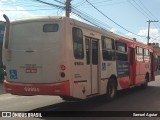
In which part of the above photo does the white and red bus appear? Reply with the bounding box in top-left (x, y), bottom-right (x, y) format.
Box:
top-left (3, 15), bottom-right (155, 100)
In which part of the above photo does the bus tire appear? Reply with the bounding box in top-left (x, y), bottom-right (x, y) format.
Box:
top-left (106, 78), bottom-right (117, 101)
top-left (60, 96), bottom-right (73, 101)
top-left (141, 73), bottom-right (149, 89)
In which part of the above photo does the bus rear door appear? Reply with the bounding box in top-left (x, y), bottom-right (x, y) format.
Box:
top-left (129, 47), bottom-right (136, 85)
top-left (85, 37), bottom-right (99, 95)
top-left (150, 52), bottom-right (155, 81)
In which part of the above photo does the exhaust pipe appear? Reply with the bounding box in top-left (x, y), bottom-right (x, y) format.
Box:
top-left (3, 14), bottom-right (10, 24)
top-left (3, 14), bottom-right (10, 49)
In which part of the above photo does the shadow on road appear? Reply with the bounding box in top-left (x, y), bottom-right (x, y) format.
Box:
top-left (30, 85), bottom-right (160, 112)
top-left (30, 86), bottom-right (160, 120)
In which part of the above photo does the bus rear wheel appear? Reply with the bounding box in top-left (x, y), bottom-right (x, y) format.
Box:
top-left (106, 78), bottom-right (117, 101)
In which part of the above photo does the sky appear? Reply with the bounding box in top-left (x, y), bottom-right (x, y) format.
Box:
top-left (0, 0), bottom-right (160, 44)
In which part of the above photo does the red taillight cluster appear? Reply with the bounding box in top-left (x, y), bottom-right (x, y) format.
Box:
top-left (60, 65), bottom-right (66, 71)
top-left (60, 65), bottom-right (66, 78)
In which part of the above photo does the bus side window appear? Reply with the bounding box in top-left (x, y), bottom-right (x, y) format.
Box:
top-left (72, 27), bottom-right (84, 59)
top-left (102, 36), bottom-right (115, 61)
top-left (92, 40), bottom-right (98, 65)
top-left (85, 39), bottom-right (90, 65)
top-left (136, 47), bottom-right (143, 61)
top-left (144, 48), bottom-right (149, 61)
top-left (115, 41), bottom-right (128, 61)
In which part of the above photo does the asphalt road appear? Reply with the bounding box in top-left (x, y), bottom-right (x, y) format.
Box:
top-left (0, 75), bottom-right (160, 120)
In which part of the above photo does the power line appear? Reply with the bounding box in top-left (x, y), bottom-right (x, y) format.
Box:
top-left (74, 0), bottom-right (86, 7)
top-left (75, 0), bottom-right (127, 8)
top-left (138, 0), bottom-right (159, 22)
top-left (85, 0), bottom-right (146, 38)
top-left (133, 0), bottom-right (154, 19)
top-left (0, 9), bottom-right (58, 11)
top-left (150, 37), bottom-right (160, 43)
top-left (133, 0), bottom-right (160, 29)
top-left (0, 0), bottom-right (65, 12)
top-left (71, 7), bottom-right (112, 30)
top-left (78, 0), bottom-right (112, 5)
top-left (128, 0), bottom-right (160, 30)
top-left (52, 0), bottom-right (65, 5)
top-left (71, 6), bottom-right (137, 39)
top-left (88, 0), bottom-right (112, 4)
top-left (0, 1), bottom-right (62, 9)
top-left (138, 0), bottom-right (160, 29)
top-left (128, 0), bottom-right (150, 20)
top-left (33, 0), bottom-right (65, 9)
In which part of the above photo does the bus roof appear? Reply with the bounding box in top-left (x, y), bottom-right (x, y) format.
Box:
top-left (10, 16), bottom-right (153, 51)
top-left (11, 16), bottom-right (65, 24)
top-left (120, 36), bottom-right (153, 50)
top-left (11, 16), bottom-right (120, 39)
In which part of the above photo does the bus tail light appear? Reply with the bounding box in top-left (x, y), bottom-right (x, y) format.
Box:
top-left (60, 65), bottom-right (66, 71)
top-left (60, 72), bottom-right (65, 78)
top-left (60, 65), bottom-right (66, 78)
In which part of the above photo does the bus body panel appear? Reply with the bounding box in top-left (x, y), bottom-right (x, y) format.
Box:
top-left (3, 20), bottom-right (66, 84)
top-left (3, 16), bottom-right (156, 100)
top-left (3, 17), bottom-right (73, 97)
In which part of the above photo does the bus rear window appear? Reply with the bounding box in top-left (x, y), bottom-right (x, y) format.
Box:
top-left (43, 24), bottom-right (59, 32)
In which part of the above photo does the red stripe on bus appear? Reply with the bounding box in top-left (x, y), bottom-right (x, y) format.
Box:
top-left (3, 80), bottom-right (70, 96)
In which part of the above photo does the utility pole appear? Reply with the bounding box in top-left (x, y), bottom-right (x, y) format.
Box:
top-left (65, 0), bottom-right (71, 17)
top-left (147, 20), bottom-right (159, 44)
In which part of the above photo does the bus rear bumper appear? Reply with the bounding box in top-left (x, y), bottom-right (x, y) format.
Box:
top-left (3, 80), bottom-right (70, 96)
